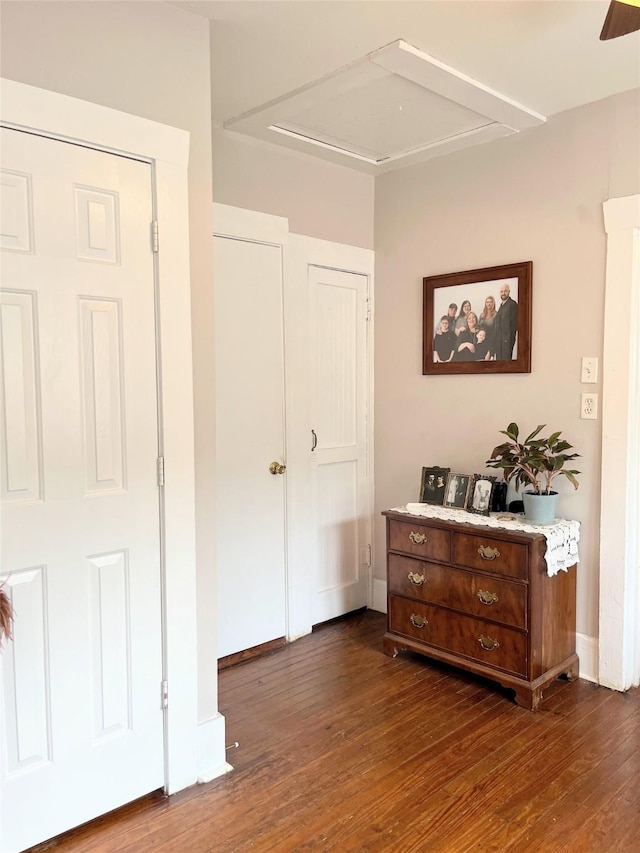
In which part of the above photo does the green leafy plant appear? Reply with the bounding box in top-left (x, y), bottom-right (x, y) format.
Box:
top-left (486, 423), bottom-right (580, 495)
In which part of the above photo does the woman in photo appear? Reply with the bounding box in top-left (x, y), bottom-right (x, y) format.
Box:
top-left (454, 300), bottom-right (472, 336)
top-left (454, 312), bottom-right (479, 361)
top-left (479, 295), bottom-right (497, 344)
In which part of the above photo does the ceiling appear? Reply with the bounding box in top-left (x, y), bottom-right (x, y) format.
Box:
top-left (171, 1), bottom-right (640, 172)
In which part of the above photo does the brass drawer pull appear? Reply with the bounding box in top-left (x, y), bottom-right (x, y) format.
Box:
top-left (477, 589), bottom-right (499, 606)
top-left (478, 546), bottom-right (500, 561)
top-left (408, 572), bottom-right (426, 586)
top-left (409, 532), bottom-right (428, 545)
top-left (410, 614), bottom-right (428, 628)
top-left (478, 635), bottom-right (500, 652)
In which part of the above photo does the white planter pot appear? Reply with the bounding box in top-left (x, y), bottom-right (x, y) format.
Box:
top-left (522, 491), bottom-right (558, 525)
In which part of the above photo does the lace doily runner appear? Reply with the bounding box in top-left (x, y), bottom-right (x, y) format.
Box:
top-left (391, 503), bottom-right (580, 578)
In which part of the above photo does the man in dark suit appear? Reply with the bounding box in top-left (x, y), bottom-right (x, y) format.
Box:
top-left (493, 282), bottom-right (518, 360)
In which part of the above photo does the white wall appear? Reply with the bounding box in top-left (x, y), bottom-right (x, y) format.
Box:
top-left (0, 1), bottom-right (376, 736)
top-left (0, 0), bottom-right (219, 723)
top-left (5, 1), bottom-right (635, 684)
top-left (212, 126), bottom-right (375, 249)
top-left (374, 89), bottom-right (640, 641)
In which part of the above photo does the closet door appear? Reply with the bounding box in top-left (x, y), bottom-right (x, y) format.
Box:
top-left (213, 210), bottom-right (287, 659)
top-left (309, 265), bottom-right (370, 625)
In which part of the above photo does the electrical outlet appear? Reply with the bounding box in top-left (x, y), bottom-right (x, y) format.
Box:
top-left (581, 392), bottom-right (598, 420)
top-left (581, 357), bottom-right (598, 383)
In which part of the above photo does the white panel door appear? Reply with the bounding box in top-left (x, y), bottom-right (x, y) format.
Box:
top-left (0, 128), bottom-right (163, 853)
top-left (310, 266), bottom-right (370, 624)
top-left (213, 235), bottom-right (287, 658)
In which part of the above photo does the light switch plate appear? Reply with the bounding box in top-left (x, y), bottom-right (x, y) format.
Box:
top-left (581, 357), bottom-right (598, 383)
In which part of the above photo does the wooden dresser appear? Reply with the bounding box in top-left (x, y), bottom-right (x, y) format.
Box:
top-left (382, 510), bottom-right (578, 709)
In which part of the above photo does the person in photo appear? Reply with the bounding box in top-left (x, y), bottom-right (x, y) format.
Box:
top-left (433, 315), bottom-right (456, 362)
top-left (474, 328), bottom-right (492, 360)
top-left (493, 282), bottom-right (518, 360)
top-left (446, 303), bottom-right (458, 330)
top-left (454, 300), bottom-right (472, 336)
top-left (479, 295), bottom-right (498, 351)
top-left (454, 312), bottom-right (479, 361)
top-left (423, 473), bottom-right (436, 499)
top-left (454, 477), bottom-right (469, 506)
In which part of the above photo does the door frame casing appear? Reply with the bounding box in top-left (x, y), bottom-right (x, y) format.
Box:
top-left (599, 193), bottom-right (640, 690)
top-left (0, 78), bottom-right (215, 794)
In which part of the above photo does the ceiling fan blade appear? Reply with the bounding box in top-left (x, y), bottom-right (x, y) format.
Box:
top-left (600, 0), bottom-right (640, 40)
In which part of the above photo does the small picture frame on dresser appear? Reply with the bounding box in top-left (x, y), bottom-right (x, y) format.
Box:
top-left (467, 474), bottom-right (497, 516)
top-left (419, 466), bottom-right (450, 505)
top-left (443, 473), bottom-right (471, 509)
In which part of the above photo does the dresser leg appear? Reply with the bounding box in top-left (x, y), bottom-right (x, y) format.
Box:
top-left (513, 684), bottom-right (543, 711)
top-left (383, 635), bottom-right (401, 657)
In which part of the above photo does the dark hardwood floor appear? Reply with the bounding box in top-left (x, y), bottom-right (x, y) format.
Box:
top-left (35, 611), bottom-right (640, 852)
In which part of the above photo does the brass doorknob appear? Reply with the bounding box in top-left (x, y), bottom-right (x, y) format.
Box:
top-left (269, 461), bottom-right (286, 475)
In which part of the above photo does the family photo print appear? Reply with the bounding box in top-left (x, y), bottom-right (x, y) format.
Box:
top-left (423, 261), bottom-right (532, 375)
top-left (419, 466), bottom-right (450, 504)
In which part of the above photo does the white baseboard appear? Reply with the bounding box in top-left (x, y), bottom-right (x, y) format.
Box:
top-left (371, 578), bottom-right (387, 614)
top-left (369, 578), bottom-right (599, 684)
top-left (197, 713), bottom-right (233, 783)
top-left (575, 632), bottom-right (599, 683)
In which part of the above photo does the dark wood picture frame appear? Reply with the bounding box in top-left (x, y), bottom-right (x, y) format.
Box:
top-left (423, 261), bottom-right (532, 375)
top-left (466, 474), bottom-right (497, 516)
top-left (443, 473), bottom-right (471, 509)
top-left (419, 466), bottom-right (450, 505)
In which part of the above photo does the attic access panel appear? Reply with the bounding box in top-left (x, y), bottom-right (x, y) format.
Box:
top-left (225, 40), bottom-right (546, 174)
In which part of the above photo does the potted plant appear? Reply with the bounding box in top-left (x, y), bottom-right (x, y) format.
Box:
top-left (486, 422), bottom-right (580, 524)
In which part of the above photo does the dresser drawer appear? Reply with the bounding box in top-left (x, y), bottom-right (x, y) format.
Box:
top-left (452, 531), bottom-right (528, 580)
top-left (388, 595), bottom-right (528, 677)
top-left (388, 554), bottom-right (527, 630)
top-left (388, 519), bottom-right (450, 562)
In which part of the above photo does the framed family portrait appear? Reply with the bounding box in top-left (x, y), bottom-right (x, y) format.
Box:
top-left (443, 473), bottom-right (471, 509)
top-left (467, 474), bottom-right (497, 516)
top-left (419, 466), bottom-right (450, 505)
top-left (423, 261), bottom-right (532, 376)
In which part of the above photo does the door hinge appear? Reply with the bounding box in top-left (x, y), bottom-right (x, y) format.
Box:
top-left (363, 544), bottom-right (372, 567)
top-left (161, 679), bottom-right (168, 710)
top-left (152, 220), bottom-right (159, 253)
top-left (157, 456), bottom-right (165, 487)
top-left (366, 297), bottom-right (372, 321)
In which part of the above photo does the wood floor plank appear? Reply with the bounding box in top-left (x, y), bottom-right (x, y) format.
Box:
top-left (31, 612), bottom-right (640, 853)
top-left (250, 693), bottom-right (508, 852)
top-left (204, 685), bottom-right (498, 852)
top-left (493, 698), bottom-right (640, 825)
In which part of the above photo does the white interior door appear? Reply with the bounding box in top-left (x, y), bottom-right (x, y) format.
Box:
top-left (213, 231), bottom-right (287, 659)
top-left (310, 265), bottom-right (370, 625)
top-left (0, 128), bottom-right (163, 852)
